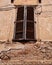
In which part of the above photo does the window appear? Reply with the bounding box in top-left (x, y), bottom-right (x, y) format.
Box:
top-left (13, 6), bottom-right (36, 41)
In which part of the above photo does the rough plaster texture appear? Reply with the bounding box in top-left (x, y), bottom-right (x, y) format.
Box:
top-left (0, 42), bottom-right (52, 65)
top-left (0, 0), bottom-right (52, 41)
top-left (0, 9), bottom-right (17, 41)
top-left (41, 0), bottom-right (52, 4)
top-left (0, 0), bottom-right (11, 7)
top-left (35, 0), bottom-right (52, 41)
top-left (38, 17), bottom-right (52, 41)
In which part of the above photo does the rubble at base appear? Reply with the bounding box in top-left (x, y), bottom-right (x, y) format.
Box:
top-left (0, 41), bottom-right (52, 65)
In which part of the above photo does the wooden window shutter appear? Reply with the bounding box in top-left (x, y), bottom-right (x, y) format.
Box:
top-left (13, 6), bottom-right (36, 41)
top-left (14, 7), bottom-right (24, 40)
top-left (26, 7), bottom-right (34, 40)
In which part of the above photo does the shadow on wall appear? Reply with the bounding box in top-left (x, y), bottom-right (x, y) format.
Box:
top-left (11, 0), bottom-right (14, 3)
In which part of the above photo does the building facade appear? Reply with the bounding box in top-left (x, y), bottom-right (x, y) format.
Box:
top-left (0, 0), bottom-right (52, 42)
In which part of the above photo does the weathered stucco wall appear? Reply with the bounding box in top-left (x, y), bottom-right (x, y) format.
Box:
top-left (0, 0), bottom-right (17, 41)
top-left (0, 9), bottom-right (16, 41)
top-left (0, 0), bottom-right (11, 7)
top-left (36, 0), bottom-right (52, 41)
top-left (41, 0), bottom-right (52, 4)
top-left (0, 0), bottom-right (52, 41)
top-left (0, 1), bottom-right (52, 65)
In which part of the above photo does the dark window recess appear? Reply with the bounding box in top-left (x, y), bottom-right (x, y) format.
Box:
top-left (11, 0), bottom-right (14, 3)
top-left (13, 6), bottom-right (36, 41)
top-left (27, 7), bottom-right (34, 20)
top-left (39, 0), bottom-right (41, 3)
top-left (17, 7), bottom-right (24, 20)
top-left (14, 7), bottom-right (24, 40)
top-left (27, 7), bottom-right (34, 40)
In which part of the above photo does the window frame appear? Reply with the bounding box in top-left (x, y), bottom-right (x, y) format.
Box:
top-left (13, 6), bottom-right (36, 41)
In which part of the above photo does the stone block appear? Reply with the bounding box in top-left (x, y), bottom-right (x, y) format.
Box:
top-left (14, 0), bottom-right (39, 5)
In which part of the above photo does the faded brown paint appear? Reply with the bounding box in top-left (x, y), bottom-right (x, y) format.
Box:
top-left (0, 0), bottom-right (52, 41)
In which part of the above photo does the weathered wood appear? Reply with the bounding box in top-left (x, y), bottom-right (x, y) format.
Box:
top-left (23, 6), bottom-right (27, 40)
